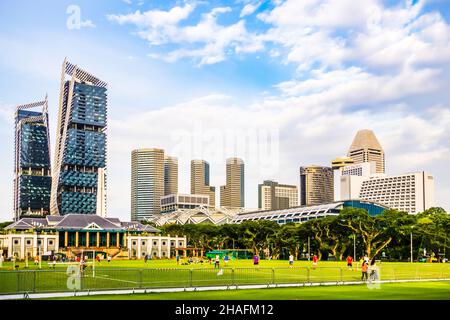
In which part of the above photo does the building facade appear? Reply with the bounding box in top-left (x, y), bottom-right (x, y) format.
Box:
top-left (0, 215), bottom-right (187, 260)
top-left (160, 193), bottom-right (210, 214)
top-left (299, 165), bottom-right (334, 206)
top-left (220, 157), bottom-right (245, 208)
top-left (348, 129), bottom-right (385, 174)
top-left (258, 180), bottom-right (298, 210)
top-left (190, 160), bottom-right (216, 207)
top-left (164, 156), bottom-right (178, 196)
top-left (233, 200), bottom-right (387, 225)
top-left (357, 172), bottom-right (435, 214)
top-left (131, 148), bottom-right (165, 221)
top-left (50, 59), bottom-right (108, 216)
top-left (13, 97), bottom-right (52, 221)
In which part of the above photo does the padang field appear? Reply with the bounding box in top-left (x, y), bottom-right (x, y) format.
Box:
top-left (1, 259), bottom-right (450, 297)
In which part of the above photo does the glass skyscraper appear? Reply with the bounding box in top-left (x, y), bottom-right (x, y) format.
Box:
top-left (50, 59), bottom-right (108, 216)
top-left (14, 97), bottom-right (52, 221)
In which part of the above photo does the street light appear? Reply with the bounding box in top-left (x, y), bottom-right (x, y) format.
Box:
top-left (410, 226), bottom-right (415, 263)
top-left (307, 236), bottom-right (310, 261)
top-left (353, 234), bottom-right (356, 262)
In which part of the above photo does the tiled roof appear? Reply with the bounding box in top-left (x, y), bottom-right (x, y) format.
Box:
top-left (5, 214), bottom-right (160, 233)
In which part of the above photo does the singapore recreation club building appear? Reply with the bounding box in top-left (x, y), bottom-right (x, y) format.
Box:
top-left (0, 214), bottom-right (186, 260)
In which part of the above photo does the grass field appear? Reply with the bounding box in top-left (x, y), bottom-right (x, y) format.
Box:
top-left (1, 259), bottom-right (450, 296)
top-left (48, 281), bottom-right (450, 300)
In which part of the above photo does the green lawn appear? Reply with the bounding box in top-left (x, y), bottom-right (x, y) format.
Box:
top-left (1, 259), bottom-right (450, 295)
top-left (49, 281), bottom-right (450, 300)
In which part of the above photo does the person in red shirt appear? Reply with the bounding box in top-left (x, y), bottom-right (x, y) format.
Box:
top-left (346, 255), bottom-right (353, 270)
top-left (312, 255), bottom-right (318, 269)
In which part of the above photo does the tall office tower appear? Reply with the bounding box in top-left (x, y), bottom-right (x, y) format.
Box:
top-left (258, 180), bottom-right (298, 211)
top-left (348, 129), bottom-right (385, 174)
top-left (13, 97), bottom-right (52, 221)
top-left (220, 158), bottom-right (245, 208)
top-left (191, 160), bottom-right (216, 207)
top-left (131, 148), bottom-right (165, 221)
top-left (164, 156), bottom-right (178, 196)
top-left (299, 165), bottom-right (334, 206)
top-left (50, 59), bottom-right (108, 216)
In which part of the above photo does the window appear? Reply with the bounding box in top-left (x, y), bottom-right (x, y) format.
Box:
top-left (132, 241), bottom-right (136, 246)
top-left (14, 240), bottom-right (19, 245)
top-left (162, 242), bottom-right (166, 246)
top-left (26, 240), bottom-right (31, 245)
top-left (141, 241), bottom-right (146, 246)
top-left (179, 242), bottom-right (183, 247)
top-left (153, 241), bottom-right (157, 245)
top-left (49, 240), bottom-right (53, 245)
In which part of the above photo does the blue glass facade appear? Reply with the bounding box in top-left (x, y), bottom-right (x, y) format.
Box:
top-left (56, 81), bottom-right (107, 215)
top-left (343, 200), bottom-right (386, 216)
top-left (14, 107), bottom-right (51, 219)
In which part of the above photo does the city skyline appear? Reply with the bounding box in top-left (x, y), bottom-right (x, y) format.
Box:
top-left (1, 0), bottom-right (450, 222)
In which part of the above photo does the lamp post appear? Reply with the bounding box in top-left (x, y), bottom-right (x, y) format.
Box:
top-left (307, 236), bottom-right (310, 261)
top-left (410, 226), bottom-right (415, 263)
top-left (353, 234), bottom-right (356, 262)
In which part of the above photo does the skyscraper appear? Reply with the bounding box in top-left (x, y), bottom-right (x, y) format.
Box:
top-left (191, 160), bottom-right (216, 207)
top-left (50, 59), bottom-right (108, 216)
top-left (220, 157), bottom-right (245, 208)
top-left (258, 180), bottom-right (298, 211)
top-left (164, 156), bottom-right (178, 196)
top-left (299, 165), bottom-right (334, 205)
top-left (348, 129), bottom-right (385, 174)
top-left (131, 148), bottom-right (165, 221)
top-left (13, 97), bottom-right (52, 221)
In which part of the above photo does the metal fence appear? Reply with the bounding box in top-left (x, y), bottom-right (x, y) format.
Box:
top-left (1, 265), bottom-right (450, 295)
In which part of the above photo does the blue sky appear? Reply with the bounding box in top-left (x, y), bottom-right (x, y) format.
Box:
top-left (1, 0), bottom-right (450, 222)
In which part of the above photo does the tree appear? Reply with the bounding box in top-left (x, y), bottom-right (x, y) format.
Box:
top-left (338, 208), bottom-right (413, 259)
top-left (276, 223), bottom-right (300, 258)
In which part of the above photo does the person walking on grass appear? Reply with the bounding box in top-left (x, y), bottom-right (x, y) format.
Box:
top-left (361, 259), bottom-right (368, 282)
top-left (144, 254), bottom-right (149, 264)
top-left (224, 254), bottom-right (229, 267)
top-left (289, 254), bottom-right (294, 267)
top-left (346, 255), bottom-right (353, 270)
top-left (312, 254), bottom-right (318, 269)
top-left (253, 254), bottom-right (259, 266)
top-left (176, 254), bottom-right (180, 265)
top-left (107, 255), bottom-right (111, 263)
top-left (214, 255), bottom-right (220, 269)
top-left (369, 258), bottom-right (379, 282)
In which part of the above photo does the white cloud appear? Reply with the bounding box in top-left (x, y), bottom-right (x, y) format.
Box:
top-left (240, 2), bottom-right (261, 18)
top-left (108, 4), bottom-right (264, 65)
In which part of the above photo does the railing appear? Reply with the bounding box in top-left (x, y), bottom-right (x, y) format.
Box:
top-left (1, 265), bottom-right (450, 295)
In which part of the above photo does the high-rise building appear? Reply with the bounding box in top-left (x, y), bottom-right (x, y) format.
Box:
top-left (131, 148), bottom-right (165, 221)
top-left (331, 156), bottom-right (354, 170)
top-left (258, 180), bottom-right (298, 211)
top-left (13, 97), bottom-right (52, 221)
top-left (299, 165), bottom-right (334, 205)
top-left (160, 193), bottom-right (210, 214)
top-left (50, 59), bottom-right (108, 216)
top-left (220, 157), bottom-right (245, 208)
top-left (341, 171), bottom-right (435, 214)
top-left (164, 156), bottom-right (178, 196)
top-left (348, 129), bottom-right (385, 174)
top-left (191, 160), bottom-right (216, 207)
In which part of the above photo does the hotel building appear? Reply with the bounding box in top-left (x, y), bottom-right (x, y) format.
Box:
top-left (299, 165), bottom-right (334, 205)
